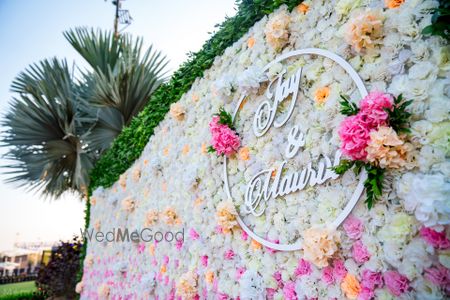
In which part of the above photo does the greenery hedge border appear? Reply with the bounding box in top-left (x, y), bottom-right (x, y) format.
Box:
top-left (78, 0), bottom-right (448, 284)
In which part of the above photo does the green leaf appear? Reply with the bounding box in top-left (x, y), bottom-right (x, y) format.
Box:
top-left (331, 159), bottom-right (355, 174)
top-left (339, 95), bottom-right (359, 116)
top-left (363, 165), bottom-right (384, 209)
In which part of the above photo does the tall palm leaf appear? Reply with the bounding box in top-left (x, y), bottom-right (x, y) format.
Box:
top-left (65, 28), bottom-right (169, 151)
top-left (2, 58), bottom-right (95, 197)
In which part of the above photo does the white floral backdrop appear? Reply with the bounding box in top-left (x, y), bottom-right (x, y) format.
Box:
top-left (79, 0), bottom-right (450, 299)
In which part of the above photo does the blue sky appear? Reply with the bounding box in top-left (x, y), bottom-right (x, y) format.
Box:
top-left (0, 0), bottom-right (236, 251)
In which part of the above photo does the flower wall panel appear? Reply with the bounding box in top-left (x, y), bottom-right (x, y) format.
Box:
top-left (79, 1), bottom-right (450, 299)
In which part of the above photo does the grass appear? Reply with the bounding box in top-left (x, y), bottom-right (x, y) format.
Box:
top-left (0, 281), bottom-right (36, 297)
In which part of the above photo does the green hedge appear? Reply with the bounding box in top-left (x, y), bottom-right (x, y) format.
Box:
top-left (78, 0), bottom-right (303, 282)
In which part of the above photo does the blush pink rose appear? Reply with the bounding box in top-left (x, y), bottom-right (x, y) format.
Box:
top-left (343, 215), bottom-right (364, 239)
top-left (322, 266), bottom-right (335, 285)
top-left (352, 240), bottom-right (371, 264)
top-left (235, 267), bottom-right (246, 280)
top-left (361, 269), bottom-right (383, 290)
top-left (338, 114), bottom-right (371, 160)
top-left (359, 91), bottom-right (393, 128)
top-left (295, 258), bottom-right (312, 277)
top-left (425, 265), bottom-right (450, 287)
top-left (333, 259), bottom-right (348, 282)
top-left (189, 228), bottom-right (200, 240)
top-left (224, 249), bottom-right (235, 260)
top-left (384, 271), bottom-right (409, 296)
top-left (357, 286), bottom-right (375, 300)
top-left (282, 281), bottom-right (298, 300)
top-left (200, 255), bottom-right (208, 267)
top-left (420, 227), bottom-right (450, 250)
top-left (241, 230), bottom-right (248, 241)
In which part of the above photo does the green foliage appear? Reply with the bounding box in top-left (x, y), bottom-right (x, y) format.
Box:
top-left (387, 94), bottom-right (412, 134)
top-left (0, 292), bottom-right (46, 300)
top-left (364, 165), bottom-right (384, 209)
top-left (215, 107), bottom-right (235, 130)
top-left (332, 159), bottom-right (355, 174)
top-left (422, 0), bottom-right (450, 41)
top-left (339, 95), bottom-right (359, 116)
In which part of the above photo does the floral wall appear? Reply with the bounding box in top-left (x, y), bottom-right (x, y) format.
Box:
top-left (78, 0), bottom-right (450, 299)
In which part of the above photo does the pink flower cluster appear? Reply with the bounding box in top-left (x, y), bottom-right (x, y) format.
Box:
top-left (209, 116), bottom-right (241, 157)
top-left (338, 92), bottom-right (393, 160)
top-left (420, 227), bottom-right (450, 250)
top-left (321, 259), bottom-right (348, 285)
top-left (425, 265), bottom-right (450, 294)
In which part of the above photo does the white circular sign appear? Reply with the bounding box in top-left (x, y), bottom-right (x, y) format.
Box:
top-left (223, 48), bottom-right (368, 251)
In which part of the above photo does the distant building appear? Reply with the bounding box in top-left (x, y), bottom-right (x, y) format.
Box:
top-left (0, 249), bottom-right (45, 277)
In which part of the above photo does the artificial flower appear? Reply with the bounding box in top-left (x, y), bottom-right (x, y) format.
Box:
top-left (302, 227), bottom-right (341, 268)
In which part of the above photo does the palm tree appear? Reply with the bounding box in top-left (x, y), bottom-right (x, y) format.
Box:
top-left (65, 27), bottom-right (168, 151)
top-left (2, 28), bottom-right (168, 197)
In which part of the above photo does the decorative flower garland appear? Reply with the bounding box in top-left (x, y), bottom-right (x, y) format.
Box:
top-left (333, 91), bottom-right (414, 208)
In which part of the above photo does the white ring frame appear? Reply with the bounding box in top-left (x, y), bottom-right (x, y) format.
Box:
top-left (223, 48), bottom-right (368, 251)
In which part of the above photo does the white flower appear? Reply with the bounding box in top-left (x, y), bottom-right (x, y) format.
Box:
top-left (236, 66), bottom-right (267, 94)
top-left (214, 73), bottom-right (235, 97)
top-left (239, 269), bottom-right (265, 300)
top-left (396, 172), bottom-right (450, 227)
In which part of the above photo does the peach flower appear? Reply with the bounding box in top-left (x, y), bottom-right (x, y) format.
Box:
top-left (345, 9), bottom-right (384, 53)
top-left (90, 196), bottom-right (97, 206)
top-left (247, 37), bottom-right (256, 48)
top-left (132, 167), bottom-right (141, 182)
top-left (385, 0), bottom-right (405, 9)
top-left (119, 173), bottom-right (127, 189)
top-left (98, 283), bottom-right (110, 299)
top-left (85, 254), bottom-right (94, 267)
top-left (264, 11), bottom-right (291, 51)
top-left (176, 271), bottom-right (198, 300)
top-left (122, 196), bottom-right (135, 213)
top-left (341, 273), bottom-right (361, 299)
top-left (75, 281), bottom-right (84, 294)
top-left (163, 206), bottom-right (180, 225)
top-left (182, 144), bottom-right (190, 155)
top-left (94, 220), bottom-right (101, 231)
top-left (302, 227), bottom-right (341, 268)
top-left (238, 147), bottom-right (250, 161)
top-left (201, 143), bottom-right (207, 154)
top-left (215, 201), bottom-right (238, 233)
top-left (205, 271), bottom-right (215, 284)
top-left (144, 209), bottom-right (159, 226)
top-left (297, 3), bottom-right (309, 14)
top-left (314, 86), bottom-right (330, 105)
top-left (366, 126), bottom-right (415, 169)
top-left (170, 102), bottom-right (185, 121)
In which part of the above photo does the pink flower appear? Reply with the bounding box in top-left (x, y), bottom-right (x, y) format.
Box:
top-left (361, 269), bottom-right (383, 290)
top-left (343, 215), bottom-right (364, 239)
top-left (294, 259), bottom-right (312, 277)
top-left (425, 265), bottom-right (450, 287)
top-left (224, 249), bottom-right (235, 260)
top-left (333, 259), bottom-right (348, 282)
top-left (163, 255), bottom-right (169, 265)
top-left (352, 240), bottom-right (371, 264)
top-left (273, 271), bottom-right (284, 289)
top-left (137, 242), bottom-right (145, 254)
top-left (384, 271), bottom-right (409, 296)
top-left (235, 267), bottom-right (246, 280)
top-left (209, 117), bottom-right (240, 157)
top-left (420, 227), bottom-right (450, 250)
top-left (266, 288), bottom-right (276, 300)
top-left (200, 255), bottom-right (208, 267)
top-left (322, 266), bottom-right (335, 285)
top-left (359, 92), bottom-right (393, 128)
top-left (357, 286), bottom-right (375, 300)
top-left (338, 114), bottom-right (371, 160)
top-left (282, 281), bottom-right (298, 300)
top-left (241, 230), bottom-right (248, 241)
top-left (189, 228), bottom-right (200, 240)
top-left (217, 292), bottom-right (229, 300)
top-left (175, 239), bottom-right (183, 250)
